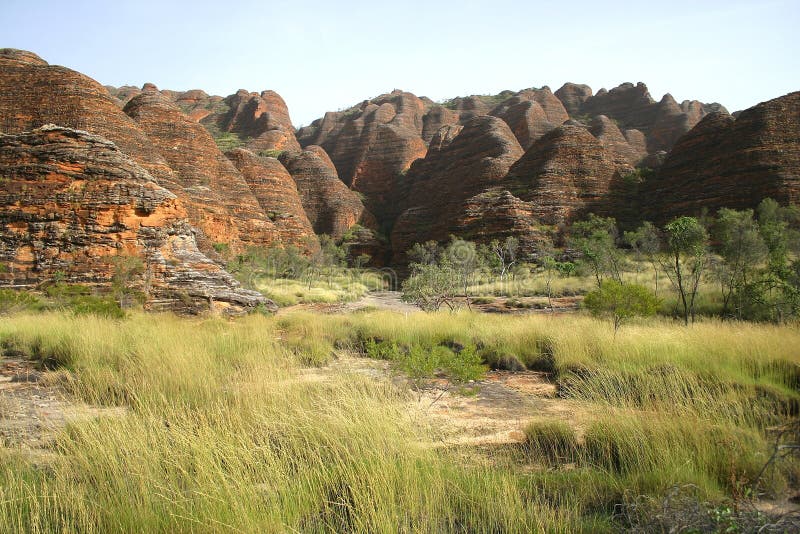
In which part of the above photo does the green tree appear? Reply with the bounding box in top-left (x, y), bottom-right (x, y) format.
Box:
top-left (353, 254), bottom-right (371, 269)
top-left (407, 240), bottom-right (440, 266)
top-left (570, 215), bottom-right (625, 288)
top-left (624, 221), bottom-right (662, 293)
top-left (309, 235), bottom-right (346, 288)
top-left (748, 199), bottom-right (800, 322)
top-left (442, 236), bottom-right (483, 309)
top-left (711, 208), bottom-right (768, 318)
top-left (584, 280), bottom-right (659, 332)
top-left (488, 236), bottom-right (520, 279)
top-left (536, 235), bottom-right (560, 311)
top-left (401, 260), bottom-right (458, 312)
top-left (661, 216), bottom-right (709, 325)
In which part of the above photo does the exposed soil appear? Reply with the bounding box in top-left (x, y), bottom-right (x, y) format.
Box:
top-left (0, 358), bottom-right (125, 459)
top-left (279, 290), bottom-right (582, 315)
top-left (298, 352), bottom-right (584, 449)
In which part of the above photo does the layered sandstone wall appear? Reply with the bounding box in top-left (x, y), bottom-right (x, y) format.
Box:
top-left (0, 126), bottom-right (268, 314)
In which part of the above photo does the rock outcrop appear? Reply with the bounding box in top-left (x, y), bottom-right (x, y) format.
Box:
top-left (123, 87), bottom-right (279, 252)
top-left (296, 90), bottom-right (428, 220)
top-left (489, 97), bottom-right (555, 150)
top-left (390, 116), bottom-right (524, 261)
top-left (211, 89), bottom-right (300, 152)
top-left (503, 124), bottom-right (631, 226)
top-left (554, 83), bottom-right (593, 116)
top-left (589, 115), bottom-right (647, 166)
top-left (0, 49), bottom-right (177, 186)
top-left (558, 81), bottom-right (728, 157)
top-left (225, 148), bottom-right (319, 253)
top-left (279, 146), bottom-right (375, 239)
top-left (0, 126), bottom-right (269, 314)
top-left (645, 92), bottom-right (800, 222)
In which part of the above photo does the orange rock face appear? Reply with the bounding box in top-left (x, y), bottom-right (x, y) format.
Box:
top-left (211, 89), bottom-right (301, 153)
top-left (225, 148), bottom-right (319, 253)
top-left (279, 146), bottom-right (375, 239)
top-left (123, 87), bottom-right (279, 253)
top-left (589, 115), bottom-right (647, 167)
top-left (297, 90), bottom-right (428, 220)
top-left (0, 49), bottom-right (176, 186)
top-left (557, 81), bottom-right (728, 157)
top-left (0, 126), bottom-right (268, 314)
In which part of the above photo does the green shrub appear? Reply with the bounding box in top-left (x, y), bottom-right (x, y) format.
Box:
top-left (212, 242), bottom-right (230, 255)
top-left (0, 289), bottom-right (47, 314)
top-left (364, 339), bottom-right (486, 384)
top-left (257, 149), bottom-right (284, 158)
top-left (66, 295), bottom-right (125, 319)
top-left (584, 280), bottom-right (659, 331)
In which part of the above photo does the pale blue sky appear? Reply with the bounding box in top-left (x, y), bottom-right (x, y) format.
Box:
top-left (3, 0), bottom-right (798, 126)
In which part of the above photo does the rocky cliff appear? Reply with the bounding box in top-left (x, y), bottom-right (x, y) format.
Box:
top-left (279, 146), bottom-right (376, 240)
top-left (0, 126), bottom-right (268, 314)
top-left (3, 47), bottom-right (798, 278)
top-left (225, 148), bottom-right (319, 253)
top-left (108, 85), bottom-right (300, 154)
top-left (504, 124), bottom-right (632, 226)
top-left (558, 81), bottom-right (728, 156)
top-left (645, 91), bottom-right (800, 222)
top-left (390, 116), bottom-right (524, 262)
top-left (0, 49), bottom-right (177, 186)
top-left (123, 86), bottom-right (279, 253)
top-left (296, 90), bottom-right (428, 220)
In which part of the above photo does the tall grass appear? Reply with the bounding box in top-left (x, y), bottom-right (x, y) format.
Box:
top-left (0, 310), bottom-right (797, 532)
top-left (255, 271), bottom-right (385, 307)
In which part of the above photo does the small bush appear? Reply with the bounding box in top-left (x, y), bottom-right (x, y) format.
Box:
top-left (65, 295), bottom-right (125, 319)
top-left (0, 289), bottom-right (47, 314)
top-left (212, 242), bottom-right (230, 255)
top-left (364, 339), bottom-right (486, 385)
top-left (524, 337), bottom-right (557, 373)
top-left (258, 149), bottom-right (284, 159)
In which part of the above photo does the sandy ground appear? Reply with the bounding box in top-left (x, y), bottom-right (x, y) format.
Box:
top-left (279, 290), bottom-right (582, 315)
top-left (297, 352), bottom-right (583, 449)
top-left (0, 358), bottom-right (125, 460)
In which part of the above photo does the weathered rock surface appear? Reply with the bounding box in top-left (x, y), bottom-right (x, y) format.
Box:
top-left (421, 105), bottom-right (461, 143)
top-left (107, 84), bottom-right (298, 153)
top-left (297, 91), bottom-right (428, 220)
top-left (0, 50), bottom-right (177, 187)
top-left (647, 94), bottom-right (707, 153)
top-left (554, 83), bottom-right (593, 116)
top-left (279, 146), bottom-right (375, 239)
top-left (391, 116), bottom-right (524, 262)
top-left (0, 126), bottom-right (269, 314)
top-left (211, 89), bottom-right (300, 152)
top-left (645, 92), bottom-right (800, 222)
top-left (561, 81), bottom-right (728, 156)
top-left (503, 124), bottom-right (631, 226)
top-left (489, 97), bottom-right (555, 149)
top-left (451, 189), bottom-right (549, 257)
top-left (225, 148), bottom-right (319, 253)
top-left (0, 48), bottom-right (48, 66)
top-left (589, 115), bottom-right (647, 166)
top-left (123, 87), bottom-right (279, 253)
top-left (518, 87), bottom-right (570, 127)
